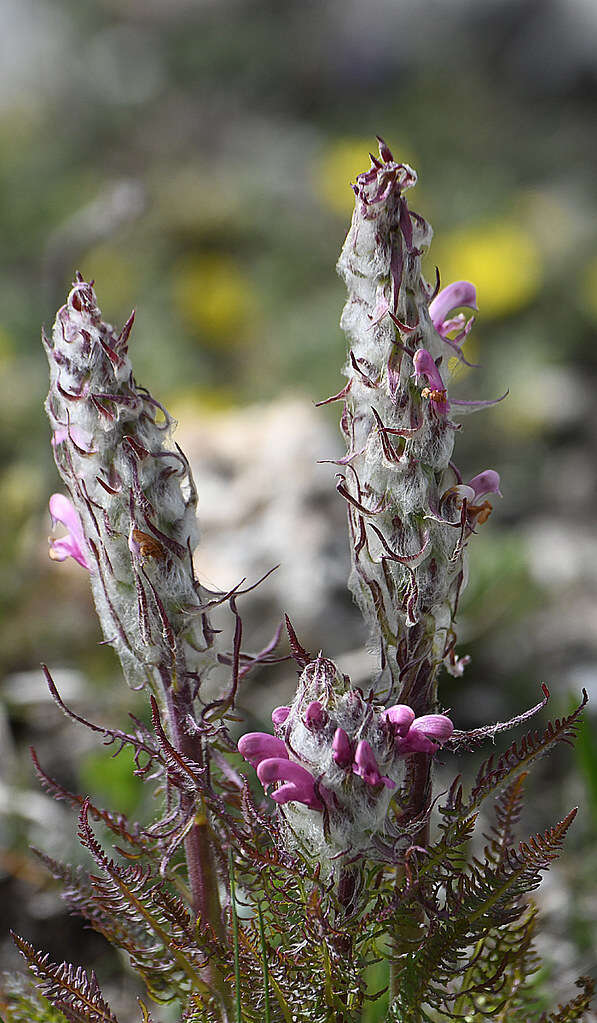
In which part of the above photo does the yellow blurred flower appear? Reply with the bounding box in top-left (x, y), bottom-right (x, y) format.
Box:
top-left (172, 254), bottom-right (255, 346)
top-left (447, 334), bottom-right (480, 381)
top-left (0, 461), bottom-right (43, 519)
top-left (432, 220), bottom-right (542, 319)
top-left (316, 137), bottom-right (417, 217)
top-left (168, 385), bottom-right (238, 420)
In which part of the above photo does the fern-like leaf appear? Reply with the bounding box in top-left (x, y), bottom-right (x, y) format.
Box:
top-left (539, 976), bottom-right (596, 1022)
top-left (470, 693), bottom-right (588, 811)
top-left (388, 809), bottom-right (578, 1021)
top-left (483, 772), bottom-right (528, 869)
top-left (10, 933), bottom-right (120, 1023)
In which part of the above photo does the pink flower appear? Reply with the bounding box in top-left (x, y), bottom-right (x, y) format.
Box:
top-left (48, 494), bottom-right (91, 571)
top-left (440, 470), bottom-right (501, 528)
top-left (332, 727), bottom-right (353, 768)
top-left (381, 704), bottom-right (416, 737)
top-left (305, 700), bottom-right (327, 729)
top-left (429, 281), bottom-right (477, 335)
top-left (467, 470), bottom-right (502, 500)
top-left (237, 732), bottom-right (289, 769)
top-left (271, 706), bottom-right (290, 725)
top-left (256, 758), bottom-right (323, 810)
top-left (413, 348), bottom-right (449, 415)
top-left (429, 282), bottom-right (478, 366)
top-left (397, 713), bottom-right (454, 755)
top-left (238, 730), bottom-right (324, 809)
top-left (353, 740), bottom-right (395, 789)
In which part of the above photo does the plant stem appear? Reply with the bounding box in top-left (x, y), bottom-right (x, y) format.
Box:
top-left (257, 901), bottom-right (271, 1023)
top-left (390, 752), bottom-right (432, 1005)
top-left (165, 686), bottom-right (222, 928)
top-left (165, 683), bottom-right (231, 1018)
top-left (229, 850), bottom-right (242, 1023)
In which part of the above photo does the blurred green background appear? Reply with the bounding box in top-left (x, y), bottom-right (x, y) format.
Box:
top-left (1, 0), bottom-right (597, 1016)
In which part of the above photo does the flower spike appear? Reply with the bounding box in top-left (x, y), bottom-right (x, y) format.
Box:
top-left (237, 656), bottom-right (454, 863)
top-left (336, 139), bottom-right (506, 698)
top-left (43, 276), bottom-right (217, 692)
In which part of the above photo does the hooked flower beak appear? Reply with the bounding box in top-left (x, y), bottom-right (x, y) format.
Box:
top-left (237, 731), bottom-right (289, 769)
top-left (383, 705), bottom-right (454, 755)
top-left (467, 469), bottom-right (502, 500)
top-left (353, 740), bottom-right (395, 789)
top-left (429, 281), bottom-right (477, 335)
top-left (397, 713), bottom-right (454, 754)
top-left (256, 758), bottom-right (324, 811)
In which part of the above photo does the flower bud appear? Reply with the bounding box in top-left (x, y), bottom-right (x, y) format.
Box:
top-left (272, 705), bottom-right (291, 726)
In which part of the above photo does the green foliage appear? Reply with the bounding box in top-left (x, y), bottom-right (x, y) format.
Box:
top-left (0, 972), bottom-right (70, 1023)
top-left (3, 689), bottom-right (593, 1023)
top-left (78, 745), bottom-right (145, 819)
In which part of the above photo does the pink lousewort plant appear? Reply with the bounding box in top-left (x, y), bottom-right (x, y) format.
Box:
top-left (238, 653), bottom-right (453, 864)
top-left (4, 139), bottom-right (592, 1023)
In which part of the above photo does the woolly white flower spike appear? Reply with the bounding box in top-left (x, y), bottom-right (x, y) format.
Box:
top-left (239, 652), bottom-right (453, 870)
top-left (44, 274), bottom-right (217, 696)
top-left (335, 138), bottom-right (504, 707)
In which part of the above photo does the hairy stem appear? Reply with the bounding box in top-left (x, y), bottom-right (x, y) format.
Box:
top-left (165, 686), bottom-right (230, 1017)
top-left (165, 687), bottom-right (222, 929)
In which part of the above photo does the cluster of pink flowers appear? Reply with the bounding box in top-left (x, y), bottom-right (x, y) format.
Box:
top-left (238, 697), bottom-right (453, 814)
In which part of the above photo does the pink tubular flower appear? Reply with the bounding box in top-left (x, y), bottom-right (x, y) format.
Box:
top-left (48, 493), bottom-right (91, 571)
top-left (271, 706), bottom-right (290, 726)
top-left (397, 713), bottom-right (454, 755)
top-left (237, 732), bottom-right (289, 769)
top-left (429, 281), bottom-right (477, 335)
top-left (305, 700), bottom-right (327, 729)
top-left (381, 704), bottom-right (416, 737)
top-left (256, 758), bottom-right (323, 810)
top-left (413, 348), bottom-right (449, 415)
top-left (467, 470), bottom-right (502, 500)
top-left (332, 727), bottom-right (353, 768)
top-left (353, 740), bottom-right (395, 789)
top-left (429, 282), bottom-right (478, 366)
